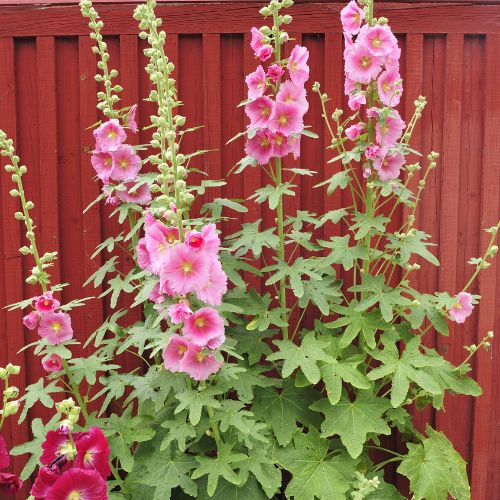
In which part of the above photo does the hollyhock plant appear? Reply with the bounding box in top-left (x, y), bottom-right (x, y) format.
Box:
top-left (45, 468), bottom-right (107, 500)
top-left (200, 223), bottom-right (221, 255)
top-left (109, 144), bottom-right (142, 181)
top-left (348, 92), bottom-right (367, 111)
top-left (182, 307), bottom-right (225, 347)
top-left (181, 344), bottom-right (222, 381)
top-left (375, 110), bottom-right (405, 147)
top-left (127, 103), bottom-right (138, 133)
top-left (30, 467), bottom-right (60, 498)
top-left (245, 65), bottom-right (266, 100)
top-left (93, 119), bottom-right (126, 151)
top-left (42, 354), bottom-right (63, 373)
top-left (162, 335), bottom-right (191, 372)
top-left (360, 25), bottom-right (397, 57)
top-left (267, 63), bottom-right (285, 83)
top-left (345, 122), bottom-right (364, 140)
top-left (449, 292), bottom-right (475, 324)
top-left (184, 230), bottom-right (206, 251)
top-left (271, 132), bottom-right (291, 157)
top-left (145, 223), bottom-right (177, 274)
top-left (250, 27), bottom-right (272, 61)
top-left (38, 312), bottom-right (74, 345)
top-left (40, 429), bottom-right (79, 466)
top-left (35, 292), bottom-right (61, 313)
top-left (114, 181), bottom-right (152, 205)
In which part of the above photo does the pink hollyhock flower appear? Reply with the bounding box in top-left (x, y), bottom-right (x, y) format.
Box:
top-left (366, 107), bottom-right (380, 118)
top-left (23, 311), bottom-right (41, 330)
top-left (288, 134), bottom-right (301, 160)
top-left (93, 119), bottom-right (126, 152)
top-left (91, 151), bottom-right (114, 183)
top-left (45, 468), bottom-right (107, 500)
top-left (348, 93), bottom-right (366, 111)
top-left (269, 101), bottom-right (303, 136)
top-left (168, 301), bottom-right (193, 324)
top-left (162, 335), bottom-right (191, 372)
top-left (206, 333), bottom-right (225, 350)
top-left (115, 181), bottom-right (152, 205)
top-left (375, 111), bottom-right (405, 147)
top-left (385, 44), bottom-right (401, 71)
top-left (170, 202), bottom-right (177, 213)
top-left (373, 152), bottom-right (405, 181)
top-left (256, 45), bottom-right (273, 61)
top-left (363, 166), bottom-right (372, 178)
top-left (0, 436), bottom-right (9, 470)
top-left (345, 42), bottom-right (383, 84)
top-left (184, 230), bottom-right (206, 251)
top-left (148, 282), bottom-right (166, 304)
top-left (250, 27), bottom-right (265, 53)
top-left (245, 96), bottom-right (274, 129)
top-left (344, 75), bottom-right (356, 96)
top-left (183, 307), bottom-right (224, 347)
top-left (377, 69), bottom-right (403, 106)
top-left (201, 224), bottom-right (221, 255)
top-left (182, 344), bottom-right (222, 381)
top-left (272, 132), bottom-right (292, 157)
top-left (38, 312), bottom-right (73, 345)
top-left (136, 238), bottom-right (152, 271)
top-left (245, 65), bottom-right (266, 100)
top-left (245, 129), bottom-right (274, 165)
top-left (449, 292), bottom-right (474, 324)
top-left (42, 354), bottom-right (63, 373)
top-left (0, 473), bottom-right (22, 495)
top-left (360, 25), bottom-right (397, 57)
top-left (288, 45), bottom-right (309, 86)
top-left (365, 144), bottom-right (380, 160)
top-left (267, 64), bottom-right (285, 83)
top-left (74, 427), bottom-right (111, 480)
top-left (161, 244), bottom-right (210, 295)
top-left (340, 1), bottom-right (365, 36)
top-left (196, 259), bottom-right (228, 306)
top-left (110, 144), bottom-right (142, 182)
top-left (345, 122), bottom-right (364, 140)
top-left (31, 467), bottom-right (60, 498)
top-left (127, 104), bottom-right (138, 133)
top-left (276, 80), bottom-right (309, 115)
top-left (35, 291), bottom-right (60, 313)
top-left (145, 223), bottom-right (178, 274)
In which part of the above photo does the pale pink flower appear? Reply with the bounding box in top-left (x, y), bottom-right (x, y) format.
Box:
top-left (201, 224), bottom-right (221, 255)
top-left (272, 132), bottom-right (292, 157)
top-left (256, 45), bottom-right (273, 61)
top-left (375, 111), bottom-right (405, 147)
top-left (196, 260), bottom-right (228, 306)
top-left (365, 144), bottom-right (380, 160)
top-left (38, 312), bottom-right (73, 345)
top-left (269, 101), bottom-right (303, 136)
top-left (288, 134), bottom-right (301, 160)
top-left (341, 1), bottom-right (365, 36)
top-left (345, 42), bottom-right (383, 84)
top-left (267, 64), bottom-right (285, 83)
top-left (23, 311), bottom-right (41, 330)
top-left (348, 93), bottom-right (366, 111)
top-left (168, 301), bottom-right (193, 325)
top-left (182, 344), bottom-right (222, 381)
top-left (245, 129), bottom-right (274, 165)
top-left (127, 104), bottom-right (138, 133)
top-left (245, 96), bottom-right (274, 129)
top-left (345, 122), bottom-right (364, 140)
top-left (159, 276), bottom-right (175, 297)
top-left (145, 223), bottom-right (178, 274)
top-left (91, 151), bottom-right (114, 183)
top-left (110, 144), bottom-right (142, 182)
top-left (363, 166), bottom-right (372, 178)
top-left (449, 292), bottom-right (474, 324)
top-left (93, 119), bottom-right (126, 151)
top-left (148, 282), bottom-right (166, 303)
top-left (162, 335), bottom-right (191, 372)
top-left (288, 45), bottom-right (309, 86)
top-left (385, 45), bottom-right (401, 71)
top-left (366, 107), bottom-right (380, 118)
top-left (206, 333), bottom-right (225, 350)
top-left (42, 354), bottom-right (63, 373)
top-left (161, 244), bottom-right (210, 295)
top-left (377, 69), bottom-right (403, 107)
top-left (276, 80), bottom-right (309, 115)
top-left (246, 66), bottom-right (267, 100)
top-left (115, 181), bottom-right (151, 205)
top-left (360, 25), bottom-right (397, 57)
top-left (183, 307), bottom-right (224, 347)
top-left (344, 75), bottom-right (356, 96)
top-left (136, 238), bottom-right (152, 271)
top-left (250, 27), bottom-right (264, 51)
top-left (184, 230), bottom-right (206, 251)
top-left (373, 151), bottom-right (405, 181)
top-left (35, 292), bottom-right (60, 313)
top-left (170, 202), bottom-right (177, 213)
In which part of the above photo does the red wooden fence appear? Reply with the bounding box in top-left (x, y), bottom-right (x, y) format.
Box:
top-left (0, 1), bottom-right (499, 497)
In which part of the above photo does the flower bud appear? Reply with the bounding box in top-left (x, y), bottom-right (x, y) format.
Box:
top-left (487, 331), bottom-right (494, 339)
top-left (3, 400), bottom-right (20, 417)
top-left (4, 386), bottom-right (19, 400)
top-left (9, 189), bottom-right (19, 197)
top-left (6, 364), bottom-right (20, 376)
top-left (0, 369), bottom-right (7, 380)
top-left (25, 276), bottom-right (38, 285)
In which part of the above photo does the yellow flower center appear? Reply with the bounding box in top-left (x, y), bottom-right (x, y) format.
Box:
top-left (195, 317), bottom-right (206, 328)
top-left (261, 137), bottom-right (270, 147)
top-left (361, 56), bottom-right (371, 68)
top-left (84, 450), bottom-right (94, 464)
top-left (196, 351), bottom-right (207, 363)
top-left (107, 130), bottom-right (117, 139)
top-left (157, 243), bottom-right (166, 253)
top-left (278, 114), bottom-right (288, 125)
top-left (182, 262), bottom-right (193, 274)
top-left (51, 321), bottom-right (61, 332)
top-left (372, 38), bottom-right (381, 48)
top-left (68, 492), bottom-right (82, 500)
top-left (454, 302), bottom-right (462, 310)
top-left (261, 106), bottom-right (271, 117)
top-left (119, 159), bottom-right (129, 169)
top-left (177, 345), bottom-right (188, 357)
top-left (275, 135), bottom-right (284, 146)
top-left (167, 234), bottom-right (177, 244)
top-left (382, 82), bottom-right (391, 92)
top-left (104, 157), bottom-right (112, 166)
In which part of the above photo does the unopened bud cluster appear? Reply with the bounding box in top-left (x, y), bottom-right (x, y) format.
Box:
top-left (56, 397), bottom-right (81, 431)
top-left (0, 364), bottom-right (21, 420)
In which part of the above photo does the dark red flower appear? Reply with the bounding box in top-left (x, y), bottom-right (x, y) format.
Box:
top-left (40, 430), bottom-right (84, 466)
top-left (45, 468), bottom-right (107, 500)
top-left (31, 466), bottom-right (60, 498)
top-left (0, 436), bottom-right (10, 470)
top-left (74, 427), bottom-right (110, 480)
top-left (0, 472), bottom-right (23, 495)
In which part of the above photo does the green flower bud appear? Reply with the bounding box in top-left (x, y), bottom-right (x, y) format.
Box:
top-left (14, 212), bottom-right (24, 221)
top-left (25, 276), bottom-right (38, 285)
top-left (3, 400), bottom-right (20, 417)
top-left (9, 189), bottom-right (19, 198)
top-left (0, 369), bottom-right (7, 380)
top-left (4, 386), bottom-right (19, 399)
top-left (6, 364), bottom-right (20, 376)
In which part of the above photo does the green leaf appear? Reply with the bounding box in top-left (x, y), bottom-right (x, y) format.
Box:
top-left (231, 327), bottom-right (274, 365)
top-left (241, 444), bottom-right (281, 498)
top-left (312, 390), bottom-right (391, 459)
top-left (196, 477), bottom-right (268, 500)
top-left (314, 170), bottom-right (351, 195)
top-left (226, 220), bottom-right (278, 258)
top-left (175, 387), bottom-right (222, 425)
top-left (18, 378), bottom-right (64, 424)
top-left (160, 414), bottom-right (197, 453)
top-left (386, 230), bottom-right (440, 266)
top-left (83, 255), bottom-right (118, 287)
top-left (318, 235), bottom-right (369, 271)
top-left (69, 354), bottom-right (120, 385)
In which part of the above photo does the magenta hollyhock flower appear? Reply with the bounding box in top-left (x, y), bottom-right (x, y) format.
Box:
top-left (168, 301), bottom-right (193, 325)
top-left (93, 119), bottom-right (126, 152)
top-left (196, 260), bottom-right (228, 307)
top-left (375, 111), bottom-right (405, 147)
top-left (109, 144), bottom-right (142, 182)
top-left (34, 291), bottom-right (60, 313)
top-left (45, 468), bottom-right (107, 500)
top-left (340, 1), bottom-right (365, 36)
top-left (245, 96), bottom-right (274, 129)
top-left (184, 230), bottom-right (206, 251)
top-left (74, 427), bottom-right (111, 480)
top-left (345, 122), bottom-right (364, 140)
top-left (91, 151), bottom-right (114, 183)
top-left (245, 129), bottom-right (274, 165)
top-left (365, 144), bottom-right (380, 160)
top-left (145, 223), bottom-right (178, 275)
top-left (449, 292), bottom-right (474, 324)
top-left (31, 467), bottom-right (60, 498)
top-left (136, 238), bottom-right (152, 271)
top-left (256, 45), bottom-right (273, 61)
top-left (345, 42), bottom-right (383, 84)
top-left (360, 25), bottom-right (397, 57)
top-left (267, 64), bottom-right (285, 83)
top-left (373, 151), bottom-right (405, 181)
top-left (115, 181), bottom-right (152, 205)
top-left (348, 93), bottom-right (366, 111)
top-left (201, 224), bottom-right (221, 255)
top-left (160, 244), bottom-right (210, 295)
top-left (0, 436), bottom-right (9, 470)
top-left (0, 473), bottom-right (22, 495)
top-left (276, 80), bottom-right (309, 115)
top-left (40, 429), bottom-right (81, 465)
top-left (288, 45), bottom-right (309, 86)
top-left (23, 311), bottom-right (41, 330)
top-left (127, 104), bottom-right (138, 133)
top-left (162, 335), bottom-right (191, 372)
top-left (245, 65), bottom-right (266, 100)
top-left (269, 101), bottom-right (303, 136)
top-left (182, 344), bottom-right (222, 381)
top-left (42, 354), bottom-right (63, 373)
top-left (38, 312), bottom-right (73, 345)
top-left (377, 69), bottom-right (403, 106)
top-left (272, 132), bottom-right (292, 157)
top-left (182, 307), bottom-right (224, 347)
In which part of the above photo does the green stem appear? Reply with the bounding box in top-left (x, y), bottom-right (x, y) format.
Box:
top-left (62, 359), bottom-right (90, 425)
top-left (373, 456), bottom-right (403, 472)
top-left (206, 405), bottom-right (223, 446)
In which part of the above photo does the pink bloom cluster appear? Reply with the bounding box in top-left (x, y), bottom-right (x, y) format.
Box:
top-left (0, 436), bottom-right (22, 496)
top-left (23, 292), bottom-right (73, 359)
top-left (31, 427), bottom-right (110, 499)
top-left (448, 292), bottom-right (474, 324)
top-left (245, 32), bottom-right (310, 165)
top-left (137, 214), bottom-right (228, 381)
top-left (342, 1), bottom-right (406, 181)
top-left (91, 107), bottom-right (151, 206)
